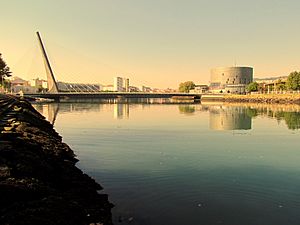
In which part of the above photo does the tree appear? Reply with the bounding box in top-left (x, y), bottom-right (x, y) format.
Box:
top-left (0, 53), bottom-right (12, 87)
top-left (179, 81), bottom-right (195, 93)
top-left (286, 71), bottom-right (300, 90)
top-left (276, 83), bottom-right (286, 91)
top-left (246, 82), bottom-right (258, 92)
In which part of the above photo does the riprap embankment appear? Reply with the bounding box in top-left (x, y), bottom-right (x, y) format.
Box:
top-left (0, 94), bottom-right (113, 225)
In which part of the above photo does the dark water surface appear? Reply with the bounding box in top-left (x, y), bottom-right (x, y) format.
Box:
top-left (35, 102), bottom-right (300, 225)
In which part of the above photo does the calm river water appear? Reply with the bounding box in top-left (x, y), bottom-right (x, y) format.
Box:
top-left (34, 101), bottom-right (300, 225)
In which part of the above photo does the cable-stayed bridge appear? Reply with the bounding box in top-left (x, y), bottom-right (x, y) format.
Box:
top-left (25, 32), bottom-right (201, 101)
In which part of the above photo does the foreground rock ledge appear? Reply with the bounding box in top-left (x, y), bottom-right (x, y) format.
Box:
top-left (0, 94), bottom-right (113, 225)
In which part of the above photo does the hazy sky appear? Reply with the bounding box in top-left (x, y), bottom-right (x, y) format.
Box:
top-left (1, 0), bottom-right (300, 88)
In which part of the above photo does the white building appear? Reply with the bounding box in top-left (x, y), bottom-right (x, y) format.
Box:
top-left (29, 78), bottom-right (48, 89)
top-left (114, 77), bottom-right (130, 92)
top-left (124, 78), bottom-right (129, 92)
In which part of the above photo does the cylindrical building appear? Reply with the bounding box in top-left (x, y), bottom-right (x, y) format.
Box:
top-left (210, 66), bottom-right (253, 94)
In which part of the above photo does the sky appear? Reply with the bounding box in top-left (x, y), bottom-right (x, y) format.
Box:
top-left (1, 0), bottom-right (300, 88)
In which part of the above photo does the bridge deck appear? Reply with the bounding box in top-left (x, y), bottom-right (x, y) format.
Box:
top-left (25, 92), bottom-right (202, 100)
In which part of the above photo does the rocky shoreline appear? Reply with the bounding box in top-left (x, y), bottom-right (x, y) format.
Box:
top-left (202, 93), bottom-right (300, 104)
top-left (224, 94), bottom-right (300, 104)
top-left (0, 94), bottom-right (113, 225)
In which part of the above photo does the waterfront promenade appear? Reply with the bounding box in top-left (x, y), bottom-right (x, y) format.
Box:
top-left (24, 92), bottom-right (201, 102)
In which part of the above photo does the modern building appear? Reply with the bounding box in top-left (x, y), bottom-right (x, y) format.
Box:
top-left (114, 77), bottom-right (130, 92)
top-left (114, 77), bottom-right (123, 92)
top-left (57, 82), bottom-right (102, 92)
top-left (124, 78), bottom-right (129, 92)
top-left (210, 66), bottom-right (253, 94)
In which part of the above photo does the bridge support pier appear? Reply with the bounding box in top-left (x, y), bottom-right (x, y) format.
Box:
top-left (53, 97), bottom-right (60, 103)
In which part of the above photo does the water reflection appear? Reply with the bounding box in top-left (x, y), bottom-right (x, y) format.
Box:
top-left (33, 104), bottom-right (60, 125)
top-left (32, 101), bottom-right (300, 225)
top-left (34, 102), bottom-right (300, 130)
top-left (209, 106), bottom-right (252, 130)
top-left (178, 103), bottom-right (300, 131)
top-left (114, 104), bottom-right (129, 119)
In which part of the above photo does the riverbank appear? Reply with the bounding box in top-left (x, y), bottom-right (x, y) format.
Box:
top-left (201, 93), bottom-right (300, 104)
top-left (0, 94), bottom-right (113, 225)
top-left (225, 93), bottom-right (300, 104)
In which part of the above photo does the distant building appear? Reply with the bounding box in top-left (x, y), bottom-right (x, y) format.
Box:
top-left (103, 85), bottom-right (114, 92)
top-left (162, 88), bottom-right (177, 93)
top-left (29, 78), bottom-right (48, 89)
top-left (189, 85), bottom-right (209, 93)
top-left (57, 82), bottom-right (102, 92)
top-left (10, 76), bottom-right (37, 94)
top-left (124, 78), bottom-right (129, 92)
top-left (140, 86), bottom-right (152, 93)
top-left (10, 76), bottom-right (29, 86)
top-left (114, 77), bottom-right (123, 92)
top-left (114, 77), bottom-right (130, 92)
top-left (128, 86), bottom-right (139, 92)
top-left (210, 66), bottom-right (253, 94)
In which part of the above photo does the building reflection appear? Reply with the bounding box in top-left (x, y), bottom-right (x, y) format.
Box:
top-left (34, 103), bottom-right (60, 125)
top-left (209, 106), bottom-right (252, 130)
top-left (178, 104), bottom-right (252, 130)
top-left (177, 103), bottom-right (300, 131)
top-left (34, 102), bottom-right (131, 123)
top-left (113, 104), bottom-right (129, 119)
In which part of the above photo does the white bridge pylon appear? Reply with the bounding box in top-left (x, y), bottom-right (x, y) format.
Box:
top-left (36, 32), bottom-right (59, 93)
top-left (36, 32), bottom-right (102, 94)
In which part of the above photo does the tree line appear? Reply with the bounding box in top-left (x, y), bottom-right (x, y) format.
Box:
top-left (0, 53), bottom-right (12, 89)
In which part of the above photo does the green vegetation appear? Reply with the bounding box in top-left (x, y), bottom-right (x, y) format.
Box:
top-left (276, 82), bottom-right (286, 91)
top-left (283, 112), bottom-right (300, 130)
top-left (179, 81), bottom-right (195, 93)
top-left (246, 82), bottom-right (259, 92)
top-left (0, 53), bottom-right (12, 87)
top-left (178, 105), bottom-right (196, 114)
top-left (286, 71), bottom-right (300, 91)
top-left (274, 111), bottom-right (300, 130)
top-left (246, 108), bottom-right (258, 118)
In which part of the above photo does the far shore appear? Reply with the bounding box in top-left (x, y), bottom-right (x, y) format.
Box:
top-left (201, 93), bottom-right (300, 104)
